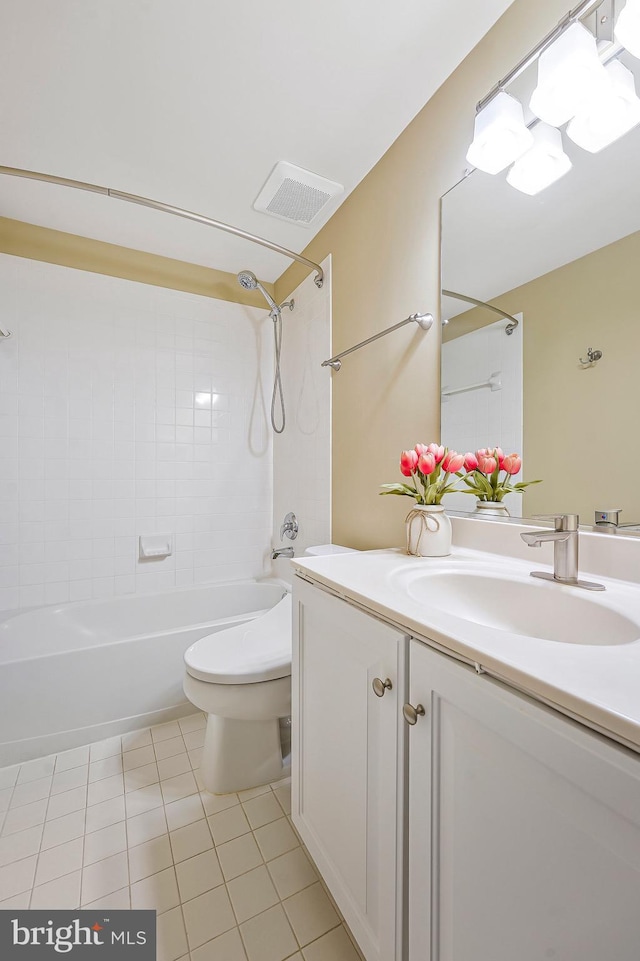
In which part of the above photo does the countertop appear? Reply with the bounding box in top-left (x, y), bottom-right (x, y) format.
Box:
top-left (292, 543), bottom-right (640, 754)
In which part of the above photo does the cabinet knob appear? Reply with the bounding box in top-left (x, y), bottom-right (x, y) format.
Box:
top-left (403, 702), bottom-right (426, 725)
top-left (372, 677), bottom-right (393, 698)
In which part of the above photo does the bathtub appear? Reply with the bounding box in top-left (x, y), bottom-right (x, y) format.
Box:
top-left (0, 580), bottom-right (288, 767)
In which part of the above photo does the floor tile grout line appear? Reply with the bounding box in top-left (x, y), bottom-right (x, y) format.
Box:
top-left (296, 918), bottom-right (344, 953)
top-left (173, 828), bottom-right (192, 958)
top-left (122, 788), bottom-right (133, 910)
top-left (235, 894), bottom-right (299, 961)
top-left (28, 758), bottom-right (58, 907)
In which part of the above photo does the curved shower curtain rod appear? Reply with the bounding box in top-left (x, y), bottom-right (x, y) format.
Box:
top-left (0, 165), bottom-right (324, 289)
top-left (442, 289), bottom-right (519, 335)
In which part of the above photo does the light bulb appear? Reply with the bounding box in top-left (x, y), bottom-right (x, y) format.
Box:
top-left (567, 60), bottom-right (640, 152)
top-left (615, 0), bottom-right (640, 58)
top-left (506, 123), bottom-right (572, 196)
top-left (465, 91), bottom-right (534, 175)
top-left (530, 22), bottom-right (609, 127)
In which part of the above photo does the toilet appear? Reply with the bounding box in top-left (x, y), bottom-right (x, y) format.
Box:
top-left (183, 544), bottom-right (356, 794)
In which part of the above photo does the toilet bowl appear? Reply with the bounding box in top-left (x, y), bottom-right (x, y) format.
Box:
top-left (184, 592), bottom-right (292, 795)
top-left (184, 545), bottom-right (356, 795)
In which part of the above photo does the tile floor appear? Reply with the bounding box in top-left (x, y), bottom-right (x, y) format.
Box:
top-left (0, 713), bottom-right (362, 961)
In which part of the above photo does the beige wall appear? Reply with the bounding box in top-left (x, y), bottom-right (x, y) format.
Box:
top-left (0, 217), bottom-right (275, 309)
top-left (274, 0), bottom-right (570, 548)
top-left (444, 230), bottom-right (640, 522)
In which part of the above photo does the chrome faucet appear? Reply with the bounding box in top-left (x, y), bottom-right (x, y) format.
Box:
top-left (520, 513), bottom-right (605, 592)
top-left (272, 546), bottom-right (295, 559)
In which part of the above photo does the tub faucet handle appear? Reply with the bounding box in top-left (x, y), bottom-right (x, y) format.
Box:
top-left (280, 512), bottom-right (298, 541)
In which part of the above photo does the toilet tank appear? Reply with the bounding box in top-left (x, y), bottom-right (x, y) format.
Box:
top-left (271, 543), bottom-right (358, 587)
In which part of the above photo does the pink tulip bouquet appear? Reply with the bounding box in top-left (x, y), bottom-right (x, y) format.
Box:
top-left (380, 443), bottom-right (465, 505)
top-left (459, 448), bottom-right (541, 502)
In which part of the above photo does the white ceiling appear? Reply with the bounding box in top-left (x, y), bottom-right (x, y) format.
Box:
top-left (1, 0), bottom-right (515, 282)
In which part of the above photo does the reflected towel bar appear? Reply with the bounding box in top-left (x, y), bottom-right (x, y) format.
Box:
top-left (441, 371), bottom-right (502, 398)
top-left (321, 312), bottom-right (433, 371)
top-left (0, 164), bottom-right (325, 289)
top-left (442, 289), bottom-right (519, 334)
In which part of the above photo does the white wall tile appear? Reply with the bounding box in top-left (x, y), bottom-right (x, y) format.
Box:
top-left (0, 256), bottom-right (273, 613)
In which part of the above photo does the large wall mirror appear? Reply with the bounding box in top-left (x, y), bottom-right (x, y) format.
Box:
top-left (441, 33), bottom-right (640, 532)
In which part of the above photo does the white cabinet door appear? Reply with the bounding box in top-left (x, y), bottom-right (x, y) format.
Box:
top-left (408, 639), bottom-right (640, 961)
top-left (292, 578), bottom-right (407, 961)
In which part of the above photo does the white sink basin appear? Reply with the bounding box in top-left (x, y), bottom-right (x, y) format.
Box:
top-left (391, 569), bottom-right (640, 645)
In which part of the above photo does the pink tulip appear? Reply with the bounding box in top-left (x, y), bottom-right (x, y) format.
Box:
top-left (417, 452), bottom-right (436, 475)
top-left (476, 454), bottom-right (497, 474)
top-left (414, 444), bottom-right (430, 457)
top-left (502, 453), bottom-right (522, 475)
top-left (464, 452), bottom-right (478, 471)
top-left (400, 450), bottom-right (419, 477)
top-left (494, 447), bottom-right (505, 468)
top-left (442, 450), bottom-right (464, 473)
top-left (427, 443), bottom-right (445, 463)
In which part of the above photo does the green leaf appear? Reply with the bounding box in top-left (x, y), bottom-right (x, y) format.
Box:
top-left (379, 484), bottom-right (416, 497)
top-left (512, 479), bottom-right (543, 490)
top-left (474, 472), bottom-right (493, 496)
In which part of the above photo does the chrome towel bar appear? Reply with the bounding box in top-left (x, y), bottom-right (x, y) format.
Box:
top-left (321, 312), bottom-right (433, 371)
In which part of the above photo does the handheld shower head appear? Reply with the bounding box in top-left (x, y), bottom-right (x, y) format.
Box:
top-left (237, 269), bottom-right (279, 313)
top-left (237, 268), bottom-right (291, 435)
top-left (237, 270), bottom-right (258, 291)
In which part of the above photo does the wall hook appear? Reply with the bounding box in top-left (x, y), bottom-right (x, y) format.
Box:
top-left (579, 347), bottom-right (602, 366)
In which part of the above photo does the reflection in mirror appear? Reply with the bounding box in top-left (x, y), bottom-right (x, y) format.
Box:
top-left (441, 43), bottom-right (640, 532)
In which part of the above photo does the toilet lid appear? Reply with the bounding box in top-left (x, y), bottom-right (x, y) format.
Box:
top-left (184, 593), bottom-right (292, 684)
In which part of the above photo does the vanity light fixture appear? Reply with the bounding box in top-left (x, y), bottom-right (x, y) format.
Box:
top-left (529, 22), bottom-right (608, 127)
top-left (567, 60), bottom-right (640, 151)
top-left (506, 123), bottom-right (572, 195)
top-left (466, 0), bottom-right (640, 194)
top-left (465, 92), bottom-right (534, 174)
top-left (615, 0), bottom-right (640, 58)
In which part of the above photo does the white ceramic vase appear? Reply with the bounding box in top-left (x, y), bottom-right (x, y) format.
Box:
top-left (474, 501), bottom-right (510, 518)
top-left (406, 504), bottom-right (452, 557)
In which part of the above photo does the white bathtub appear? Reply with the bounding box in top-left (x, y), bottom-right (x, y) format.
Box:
top-left (0, 580), bottom-right (288, 767)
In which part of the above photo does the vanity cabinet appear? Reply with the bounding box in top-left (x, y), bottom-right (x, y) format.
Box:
top-left (407, 639), bottom-right (640, 961)
top-left (292, 577), bottom-right (407, 961)
top-left (293, 578), bottom-right (640, 961)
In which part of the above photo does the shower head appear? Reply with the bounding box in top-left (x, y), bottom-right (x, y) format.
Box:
top-left (237, 269), bottom-right (279, 313)
top-left (237, 270), bottom-right (258, 290)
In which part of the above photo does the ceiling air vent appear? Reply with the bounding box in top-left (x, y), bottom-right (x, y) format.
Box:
top-left (253, 161), bottom-right (344, 227)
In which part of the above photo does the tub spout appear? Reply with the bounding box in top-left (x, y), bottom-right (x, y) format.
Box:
top-left (272, 547), bottom-right (294, 559)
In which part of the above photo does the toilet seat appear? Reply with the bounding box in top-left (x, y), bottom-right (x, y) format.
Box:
top-left (184, 593), bottom-right (292, 685)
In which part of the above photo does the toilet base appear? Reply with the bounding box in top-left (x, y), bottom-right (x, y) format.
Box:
top-left (201, 713), bottom-right (289, 795)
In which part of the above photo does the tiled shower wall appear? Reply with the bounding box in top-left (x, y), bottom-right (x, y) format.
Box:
top-left (0, 255), bottom-right (273, 612)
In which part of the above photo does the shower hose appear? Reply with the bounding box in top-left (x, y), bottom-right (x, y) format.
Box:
top-left (271, 311), bottom-right (285, 434)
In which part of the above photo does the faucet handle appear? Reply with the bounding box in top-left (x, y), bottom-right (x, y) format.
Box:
top-left (280, 512), bottom-right (299, 541)
top-left (595, 509), bottom-right (622, 526)
top-left (532, 513), bottom-right (579, 532)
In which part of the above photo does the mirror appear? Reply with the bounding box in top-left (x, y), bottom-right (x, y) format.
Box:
top-left (441, 43), bottom-right (640, 532)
